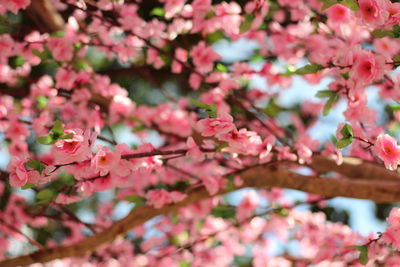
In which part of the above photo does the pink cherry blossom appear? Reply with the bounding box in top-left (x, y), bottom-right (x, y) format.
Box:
top-left (350, 51), bottom-right (386, 85)
top-left (276, 146), bottom-right (297, 161)
top-left (387, 208), bottom-right (400, 226)
top-left (237, 190), bottom-right (259, 221)
top-left (47, 37), bottom-right (74, 62)
top-left (202, 175), bottom-right (223, 195)
top-left (8, 140), bottom-right (28, 156)
top-left (53, 129), bottom-right (93, 164)
top-left (5, 119), bottom-right (29, 141)
top-left (383, 225), bottom-right (400, 250)
top-left (7, 157), bottom-right (39, 187)
top-left (146, 189), bottom-right (186, 208)
top-left (2, 0), bottom-right (30, 14)
top-left (196, 112), bottom-right (235, 137)
top-left (147, 48), bottom-right (165, 69)
top-left (186, 137), bottom-right (205, 162)
top-left (109, 95), bottom-right (136, 124)
top-left (189, 73), bottom-right (202, 90)
top-left (160, 0), bottom-right (186, 19)
top-left (326, 4), bottom-right (351, 24)
top-left (172, 47), bottom-right (187, 74)
top-left (190, 41), bottom-right (221, 74)
top-left (146, 189), bottom-right (169, 209)
top-left (358, 0), bottom-right (389, 26)
top-left (218, 128), bottom-right (263, 155)
top-left (374, 37), bottom-right (399, 59)
top-left (296, 143), bottom-right (313, 164)
top-left (91, 146), bottom-right (121, 175)
top-left (55, 68), bottom-right (77, 90)
top-left (54, 193), bottom-right (82, 205)
top-left (372, 134), bottom-right (400, 170)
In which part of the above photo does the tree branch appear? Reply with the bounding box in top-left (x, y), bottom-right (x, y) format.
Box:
top-left (27, 0), bottom-right (65, 32)
top-left (2, 165), bottom-right (400, 266)
top-left (311, 155), bottom-right (400, 181)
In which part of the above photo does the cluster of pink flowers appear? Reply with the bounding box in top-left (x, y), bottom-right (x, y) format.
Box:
top-left (146, 189), bottom-right (186, 209)
top-left (7, 157), bottom-right (39, 187)
top-left (358, 0), bottom-right (400, 27)
top-left (0, 0), bottom-right (30, 14)
top-left (383, 208), bottom-right (400, 250)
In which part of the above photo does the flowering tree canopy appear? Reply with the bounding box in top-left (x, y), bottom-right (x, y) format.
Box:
top-left (3, 0), bottom-right (400, 266)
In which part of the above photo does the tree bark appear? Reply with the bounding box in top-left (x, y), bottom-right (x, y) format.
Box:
top-left (27, 0), bottom-right (65, 32)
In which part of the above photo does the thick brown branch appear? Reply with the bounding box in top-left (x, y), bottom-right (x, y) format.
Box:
top-left (27, 0), bottom-right (65, 32)
top-left (2, 166), bottom-right (400, 266)
top-left (311, 155), bottom-right (400, 181)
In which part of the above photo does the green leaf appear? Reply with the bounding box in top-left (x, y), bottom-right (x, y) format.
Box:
top-left (341, 0), bottom-right (359, 11)
top-left (159, 53), bottom-right (172, 66)
top-left (283, 63), bottom-right (324, 76)
top-left (9, 56), bottom-right (25, 69)
top-left (211, 205), bottom-right (236, 219)
top-left (189, 98), bottom-right (217, 118)
top-left (240, 14), bottom-right (254, 34)
top-left (393, 24), bottom-right (400, 38)
top-left (340, 72), bottom-right (350, 80)
top-left (389, 104), bottom-right (400, 111)
top-left (249, 54), bottom-right (264, 62)
top-left (263, 99), bottom-right (282, 117)
top-left (36, 95), bottom-right (47, 109)
top-left (226, 175), bottom-right (235, 192)
top-left (215, 63), bottom-right (228, 72)
top-left (323, 94), bottom-right (339, 116)
top-left (32, 47), bottom-right (52, 61)
top-left (171, 212), bottom-right (179, 224)
top-left (179, 261), bottom-right (191, 267)
top-left (124, 195), bottom-right (146, 206)
top-left (359, 247), bottom-right (369, 265)
top-left (294, 63), bottom-right (324, 75)
top-left (345, 245), bottom-right (368, 265)
top-left (36, 189), bottom-right (56, 202)
top-left (316, 90), bottom-right (335, 98)
top-left (189, 98), bottom-right (209, 109)
top-left (216, 142), bottom-right (228, 152)
top-left (25, 159), bottom-right (46, 174)
top-left (50, 30), bottom-right (65, 37)
top-left (371, 29), bottom-right (394, 38)
top-left (173, 180), bottom-right (191, 192)
top-left (51, 120), bottom-right (64, 136)
top-left (150, 7), bottom-right (165, 17)
top-left (321, 0), bottom-right (338, 10)
top-left (73, 58), bottom-right (89, 70)
top-left (205, 31), bottom-right (225, 44)
top-left (36, 135), bottom-right (54, 145)
top-left (59, 174), bottom-right (75, 186)
top-left (340, 123), bottom-right (354, 138)
top-left (132, 125), bottom-right (147, 133)
top-left (205, 10), bottom-right (216, 19)
top-left (345, 245), bottom-right (361, 249)
top-left (170, 231), bottom-right (189, 246)
top-left (279, 208), bottom-right (289, 217)
top-left (233, 256), bottom-right (253, 266)
top-left (21, 183), bottom-right (35, 190)
top-left (60, 133), bottom-right (74, 139)
top-left (331, 135), bottom-right (338, 145)
top-left (336, 137), bottom-right (353, 149)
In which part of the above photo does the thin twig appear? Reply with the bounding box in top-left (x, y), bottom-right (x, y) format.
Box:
top-left (0, 218), bottom-right (46, 250)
